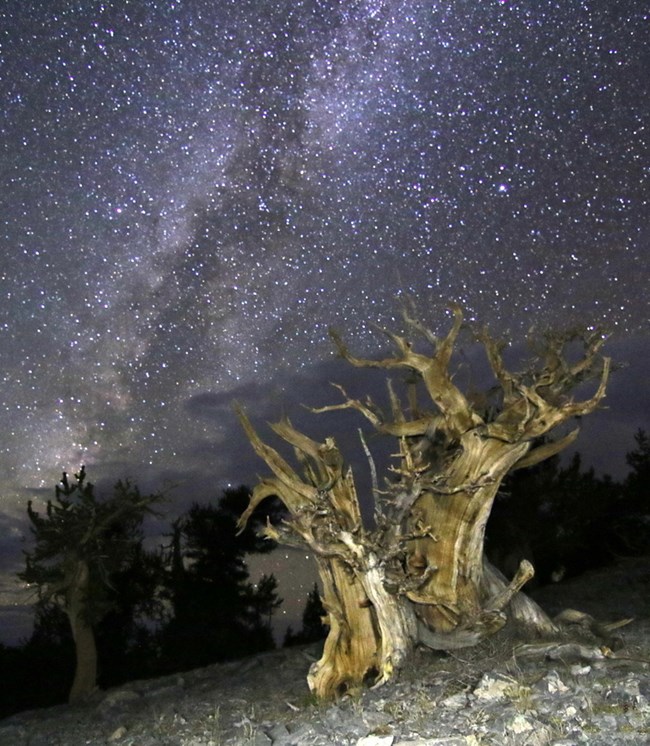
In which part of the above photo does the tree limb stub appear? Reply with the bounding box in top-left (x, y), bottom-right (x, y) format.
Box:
top-left (485, 558), bottom-right (535, 612)
top-left (512, 428), bottom-right (580, 471)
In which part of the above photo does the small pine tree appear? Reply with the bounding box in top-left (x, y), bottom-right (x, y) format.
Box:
top-left (625, 429), bottom-right (650, 515)
top-left (247, 573), bottom-right (283, 648)
top-left (284, 583), bottom-right (327, 646)
top-left (613, 429), bottom-right (650, 554)
top-left (19, 467), bottom-right (162, 702)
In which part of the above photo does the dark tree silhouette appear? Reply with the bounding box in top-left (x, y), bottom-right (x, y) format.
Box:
top-left (612, 429), bottom-right (650, 554)
top-left (487, 450), bottom-right (625, 585)
top-left (284, 583), bottom-right (327, 647)
top-left (158, 486), bottom-right (284, 672)
top-left (94, 543), bottom-right (167, 686)
top-left (19, 467), bottom-right (162, 702)
top-left (0, 601), bottom-right (73, 716)
top-left (248, 573), bottom-right (283, 648)
top-left (624, 429), bottom-right (650, 516)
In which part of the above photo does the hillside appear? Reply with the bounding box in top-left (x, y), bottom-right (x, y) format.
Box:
top-left (1, 556), bottom-right (648, 745)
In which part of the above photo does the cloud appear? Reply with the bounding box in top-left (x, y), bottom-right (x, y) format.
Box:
top-left (184, 391), bottom-right (232, 418)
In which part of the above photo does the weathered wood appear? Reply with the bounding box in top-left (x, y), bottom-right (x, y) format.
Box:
top-left (481, 558), bottom-right (558, 637)
top-left (307, 558), bottom-right (379, 698)
top-left (237, 306), bottom-right (611, 699)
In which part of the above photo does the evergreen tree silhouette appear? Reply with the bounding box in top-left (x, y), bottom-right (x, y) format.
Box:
top-left (247, 573), bottom-right (283, 649)
top-left (284, 583), bottom-right (327, 646)
top-left (19, 467), bottom-right (162, 702)
top-left (624, 429), bottom-right (650, 516)
top-left (158, 485), bottom-right (284, 672)
top-left (487, 447), bottom-right (637, 584)
top-left (612, 429), bottom-right (650, 554)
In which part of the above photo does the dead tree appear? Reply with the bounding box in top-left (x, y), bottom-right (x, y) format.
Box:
top-left (237, 304), bottom-right (611, 699)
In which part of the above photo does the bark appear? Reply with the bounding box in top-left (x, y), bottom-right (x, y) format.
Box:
top-left (403, 435), bottom-right (531, 636)
top-left (307, 558), bottom-right (379, 698)
top-left (308, 550), bottom-right (418, 698)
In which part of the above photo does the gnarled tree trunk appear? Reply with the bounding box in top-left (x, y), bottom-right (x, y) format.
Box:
top-left (404, 435), bottom-right (530, 639)
top-left (308, 550), bottom-right (418, 698)
top-left (65, 559), bottom-right (98, 703)
top-left (237, 304), bottom-right (610, 699)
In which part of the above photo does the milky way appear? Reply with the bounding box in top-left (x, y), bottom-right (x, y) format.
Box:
top-left (0, 0), bottom-right (648, 638)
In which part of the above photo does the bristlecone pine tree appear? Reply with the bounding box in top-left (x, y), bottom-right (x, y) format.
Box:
top-left (20, 467), bottom-right (162, 703)
top-left (237, 304), bottom-right (614, 699)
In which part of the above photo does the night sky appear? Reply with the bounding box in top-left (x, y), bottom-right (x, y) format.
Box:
top-left (1, 0), bottom-right (648, 645)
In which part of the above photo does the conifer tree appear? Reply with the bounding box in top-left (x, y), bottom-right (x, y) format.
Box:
top-left (158, 486), bottom-right (284, 670)
top-left (20, 467), bottom-right (162, 702)
top-left (284, 583), bottom-right (327, 646)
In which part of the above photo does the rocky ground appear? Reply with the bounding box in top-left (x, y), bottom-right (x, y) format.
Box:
top-left (1, 556), bottom-right (649, 746)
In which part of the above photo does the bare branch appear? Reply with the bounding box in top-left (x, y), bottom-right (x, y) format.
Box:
top-left (434, 302), bottom-right (464, 370)
top-left (308, 383), bottom-right (385, 429)
top-left (235, 406), bottom-right (316, 505)
top-left (387, 378), bottom-right (405, 425)
top-left (309, 382), bottom-right (435, 437)
top-left (358, 428), bottom-right (379, 501)
top-left (270, 416), bottom-right (323, 462)
top-left (478, 329), bottom-right (517, 404)
top-left (524, 355), bottom-right (610, 439)
top-left (331, 310), bottom-right (482, 437)
top-left (512, 428), bottom-right (580, 471)
top-left (283, 518), bottom-right (353, 561)
top-left (400, 303), bottom-right (439, 347)
top-left (236, 477), bottom-right (302, 534)
top-left (568, 330), bottom-right (608, 379)
top-left (268, 417), bottom-right (344, 491)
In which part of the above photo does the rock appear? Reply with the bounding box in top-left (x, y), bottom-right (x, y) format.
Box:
top-left (540, 670), bottom-right (570, 694)
top-left (98, 687), bottom-right (142, 713)
top-left (251, 731), bottom-right (273, 746)
top-left (356, 736), bottom-right (394, 746)
top-left (108, 725), bottom-right (128, 741)
top-left (472, 672), bottom-right (515, 701)
top-left (440, 692), bottom-right (469, 709)
top-left (265, 722), bottom-right (291, 742)
top-left (394, 738), bottom-right (480, 746)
